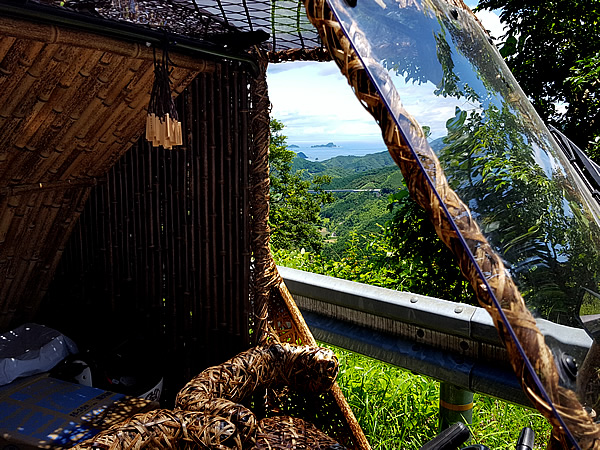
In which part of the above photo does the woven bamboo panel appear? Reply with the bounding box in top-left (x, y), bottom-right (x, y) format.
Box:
top-left (0, 18), bottom-right (210, 329)
top-left (40, 63), bottom-right (253, 400)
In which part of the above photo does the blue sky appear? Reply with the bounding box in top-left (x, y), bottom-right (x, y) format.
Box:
top-left (267, 0), bottom-right (505, 145)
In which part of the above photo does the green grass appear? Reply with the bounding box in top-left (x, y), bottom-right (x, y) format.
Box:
top-left (324, 344), bottom-right (552, 449)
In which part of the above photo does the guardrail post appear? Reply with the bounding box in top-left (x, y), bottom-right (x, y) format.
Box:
top-left (439, 382), bottom-right (474, 431)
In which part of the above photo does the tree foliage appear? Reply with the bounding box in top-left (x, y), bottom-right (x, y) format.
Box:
top-left (411, 7), bottom-right (600, 323)
top-left (274, 185), bottom-right (475, 304)
top-left (439, 100), bottom-right (600, 324)
top-left (385, 188), bottom-right (475, 303)
top-left (476, 0), bottom-right (600, 159)
top-left (268, 119), bottom-right (333, 252)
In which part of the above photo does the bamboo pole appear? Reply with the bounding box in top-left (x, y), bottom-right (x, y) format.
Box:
top-left (222, 63), bottom-right (235, 335)
top-left (240, 69), bottom-right (251, 341)
top-left (231, 69), bottom-right (242, 336)
top-left (0, 16), bottom-right (216, 72)
top-left (249, 58), bottom-right (276, 343)
top-left (208, 69), bottom-right (218, 332)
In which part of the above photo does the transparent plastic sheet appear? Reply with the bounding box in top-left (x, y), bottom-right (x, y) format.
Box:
top-left (322, 0), bottom-right (600, 446)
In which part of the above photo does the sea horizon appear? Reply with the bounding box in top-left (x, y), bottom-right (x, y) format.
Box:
top-left (287, 140), bottom-right (387, 161)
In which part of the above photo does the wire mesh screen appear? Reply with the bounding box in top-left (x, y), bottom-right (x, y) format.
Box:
top-left (34, 0), bottom-right (321, 52)
top-left (39, 63), bottom-right (253, 402)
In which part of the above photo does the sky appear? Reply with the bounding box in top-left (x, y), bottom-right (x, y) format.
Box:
top-left (267, 1), bottom-right (506, 146)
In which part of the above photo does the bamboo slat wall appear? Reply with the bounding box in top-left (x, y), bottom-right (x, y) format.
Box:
top-left (0, 17), bottom-right (210, 330)
top-left (40, 63), bottom-right (253, 398)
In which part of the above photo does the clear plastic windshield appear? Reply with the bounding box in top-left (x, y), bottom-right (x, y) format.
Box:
top-left (324, 0), bottom-right (600, 444)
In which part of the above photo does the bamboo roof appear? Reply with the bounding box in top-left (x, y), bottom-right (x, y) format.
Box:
top-left (0, 15), bottom-right (212, 328)
top-left (0, 0), bottom-right (325, 327)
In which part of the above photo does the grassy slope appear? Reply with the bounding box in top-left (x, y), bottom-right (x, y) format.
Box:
top-left (328, 344), bottom-right (552, 449)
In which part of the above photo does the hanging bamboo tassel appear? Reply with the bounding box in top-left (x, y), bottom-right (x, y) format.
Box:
top-left (146, 46), bottom-right (183, 150)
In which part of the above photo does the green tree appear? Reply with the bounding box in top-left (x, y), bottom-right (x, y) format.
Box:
top-left (274, 183), bottom-right (475, 304)
top-left (384, 188), bottom-right (475, 303)
top-left (567, 51), bottom-right (600, 160)
top-left (439, 102), bottom-right (600, 324)
top-left (269, 119), bottom-right (333, 252)
top-left (273, 202), bottom-right (475, 303)
top-left (476, 0), bottom-right (600, 159)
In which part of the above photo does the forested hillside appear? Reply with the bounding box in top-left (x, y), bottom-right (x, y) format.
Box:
top-left (291, 150), bottom-right (396, 177)
top-left (288, 152), bottom-right (403, 247)
top-left (269, 119), bottom-right (473, 303)
top-left (320, 166), bottom-right (403, 247)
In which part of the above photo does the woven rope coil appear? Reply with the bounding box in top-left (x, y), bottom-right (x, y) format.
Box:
top-left (174, 342), bottom-right (339, 448)
top-left (255, 416), bottom-right (347, 449)
top-left (175, 342), bottom-right (339, 410)
top-left (74, 412), bottom-right (347, 449)
top-left (73, 343), bottom-right (342, 449)
top-left (249, 57), bottom-right (281, 342)
top-left (73, 409), bottom-right (240, 449)
top-left (300, 0), bottom-right (600, 447)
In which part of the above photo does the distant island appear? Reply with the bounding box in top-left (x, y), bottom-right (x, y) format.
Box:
top-left (297, 152), bottom-right (308, 159)
top-left (311, 142), bottom-right (338, 148)
top-left (289, 144), bottom-right (300, 148)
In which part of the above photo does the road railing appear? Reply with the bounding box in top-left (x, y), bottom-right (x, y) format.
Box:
top-left (279, 266), bottom-right (591, 408)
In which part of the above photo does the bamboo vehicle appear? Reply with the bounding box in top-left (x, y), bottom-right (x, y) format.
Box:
top-left (0, 0), bottom-right (600, 448)
top-left (0, 0), bottom-right (367, 448)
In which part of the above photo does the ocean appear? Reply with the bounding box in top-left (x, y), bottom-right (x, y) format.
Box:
top-left (288, 141), bottom-right (387, 161)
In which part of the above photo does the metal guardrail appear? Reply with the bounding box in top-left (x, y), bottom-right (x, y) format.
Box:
top-left (279, 266), bottom-right (592, 408)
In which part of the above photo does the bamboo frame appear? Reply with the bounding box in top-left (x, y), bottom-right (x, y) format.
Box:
top-left (41, 59), bottom-right (255, 390)
top-left (0, 16), bottom-right (216, 72)
top-left (248, 52), bottom-right (371, 449)
top-left (35, 54), bottom-right (373, 449)
top-left (0, 12), bottom-right (369, 450)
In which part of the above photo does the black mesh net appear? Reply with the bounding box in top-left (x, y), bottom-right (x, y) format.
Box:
top-left (35, 0), bottom-right (321, 52)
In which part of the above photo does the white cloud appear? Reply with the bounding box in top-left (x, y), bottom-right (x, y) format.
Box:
top-left (475, 9), bottom-right (507, 42)
top-left (266, 4), bottom-right (504, 144)
top-left (267, 61), bottom-right (382, 143)
top-left (267, 60), bottom-right (465, 144)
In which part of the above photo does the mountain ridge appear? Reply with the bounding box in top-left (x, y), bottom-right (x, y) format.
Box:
top-left (291, 150), bottom-right (405, 250)
top-left (292, 150), bottom-right (396, 178)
